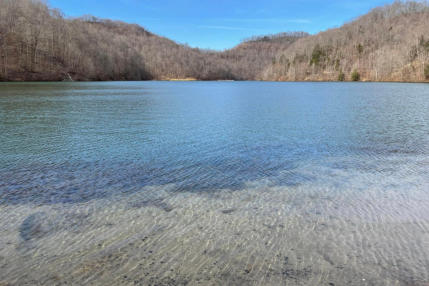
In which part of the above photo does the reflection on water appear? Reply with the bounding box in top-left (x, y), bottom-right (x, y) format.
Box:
top-left (0, 82), bottom-right (429, 285)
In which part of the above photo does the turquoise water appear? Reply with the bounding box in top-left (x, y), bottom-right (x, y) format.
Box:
top-left (0, 82), bottom-right (429, 285)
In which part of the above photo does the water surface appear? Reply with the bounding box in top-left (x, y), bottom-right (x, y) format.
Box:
top-left (0, 82), bottom-right (429, 285)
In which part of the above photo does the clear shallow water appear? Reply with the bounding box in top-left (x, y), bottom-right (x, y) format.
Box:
top-left (0, 82), bottom-right (428, 285)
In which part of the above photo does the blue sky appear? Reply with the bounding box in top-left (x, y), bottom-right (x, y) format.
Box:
top-left (49, 0), bottom-right (393, 50)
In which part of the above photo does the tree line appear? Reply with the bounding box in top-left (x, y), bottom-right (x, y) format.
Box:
top-left (263, 1), bottom-right (429, 82)
top-left (0, 0), bottom-right (305, 81)
top-left (1, 0), bottom-right (428, 82)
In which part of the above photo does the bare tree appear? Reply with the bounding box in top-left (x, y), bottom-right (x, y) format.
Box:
top-left (0, 0), bottom-right (428, 82)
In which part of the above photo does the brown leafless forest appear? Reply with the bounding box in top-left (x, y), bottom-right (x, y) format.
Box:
top-left (1, 0), bottom-right (428, 82)
top-left (263, 1), bottom-right (429, 82)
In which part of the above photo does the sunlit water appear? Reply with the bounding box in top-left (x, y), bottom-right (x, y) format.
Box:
top-left (0, 82), bottom-right (428, 285)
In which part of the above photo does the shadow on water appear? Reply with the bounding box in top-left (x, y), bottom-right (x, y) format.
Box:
top-left (0, 158), bottom-right (313, 206)
top-left (1, 147), bottom-right (421, 207)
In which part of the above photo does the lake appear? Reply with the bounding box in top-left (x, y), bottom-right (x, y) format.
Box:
top-left (0, 81), bottom-right (428, 285)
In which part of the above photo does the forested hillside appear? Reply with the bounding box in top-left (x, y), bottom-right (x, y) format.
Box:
top-left (1, 0), bottom-right (428, 82)
top-left (263, 1), bottom-right (429, 82)
top-left (215, 32), bottom-right (309, 80)
top-left (0, 0), bottom-right (304, 81)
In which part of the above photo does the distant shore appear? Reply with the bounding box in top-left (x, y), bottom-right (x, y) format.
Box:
top-left (0, 79), bottom-right (428, 83)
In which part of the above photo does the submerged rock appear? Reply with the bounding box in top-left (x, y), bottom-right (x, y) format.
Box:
top-left (19, 212), bottom-right (54, 241)
top-left (221, 208), bottom-right (236, 214)
top-left (19, 211), bottom-right (89, 242)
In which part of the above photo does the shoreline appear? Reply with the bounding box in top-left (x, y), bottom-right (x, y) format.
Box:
top-left (0, 79), bottom-right (428, 84)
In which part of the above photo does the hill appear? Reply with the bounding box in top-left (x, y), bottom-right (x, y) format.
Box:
top-left (0, 0), bottom-right (428, 82)
top-left (262, 1), bottom-right (429, 82)
top-left (217, 32), bottom-right (309, 80)
top-left (0, 0), bottom-right (305, 81)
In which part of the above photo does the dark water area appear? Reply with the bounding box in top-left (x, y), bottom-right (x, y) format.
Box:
top-left (0, 82), bottom-right (428, 285)
top-left (1, 82), bottom-right (427, 204)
